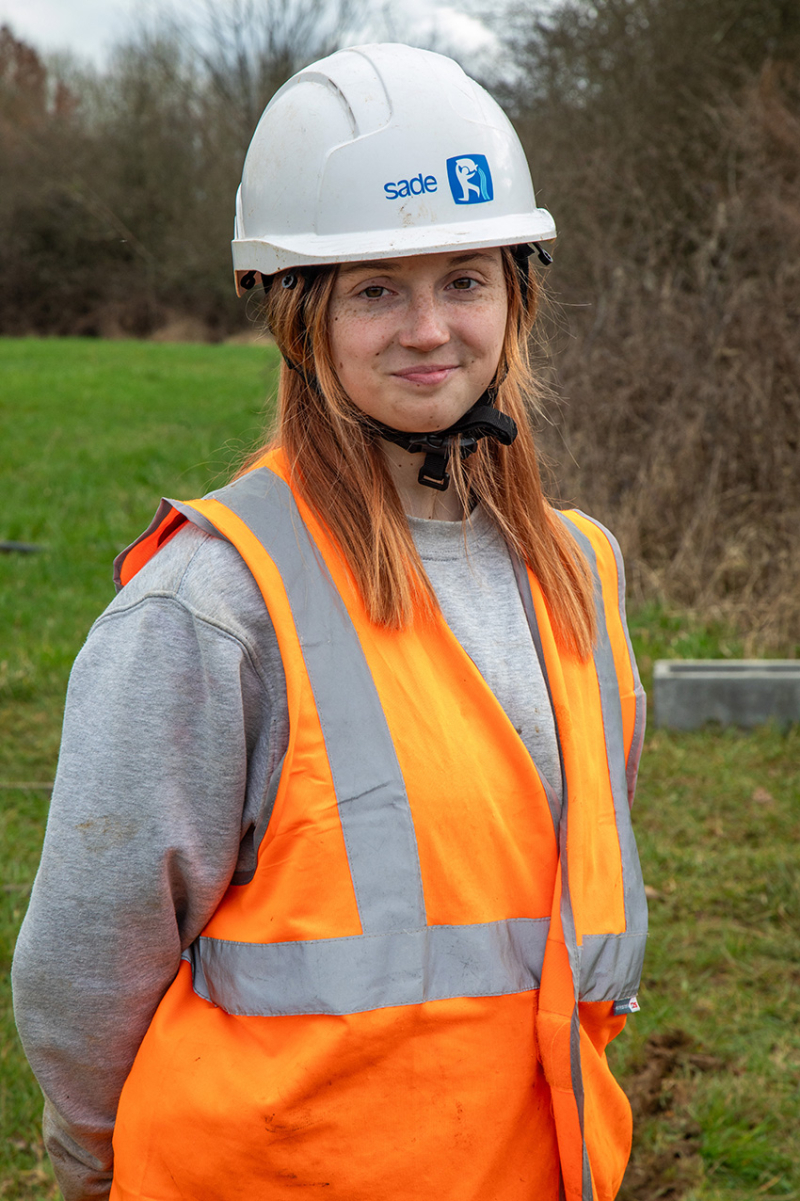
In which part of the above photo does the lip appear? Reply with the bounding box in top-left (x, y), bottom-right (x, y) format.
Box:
top-left (392, 364), bottom-right (459, 385)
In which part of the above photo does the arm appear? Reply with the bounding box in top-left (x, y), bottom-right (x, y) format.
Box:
top-left (12, 530), bottom-right (286, 1200)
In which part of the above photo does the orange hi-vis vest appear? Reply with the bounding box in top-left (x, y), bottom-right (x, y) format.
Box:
top-left (111, 452), bottom-right (647, 1201)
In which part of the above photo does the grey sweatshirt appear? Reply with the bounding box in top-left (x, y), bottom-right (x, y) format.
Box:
top-left (12, 506), bottom-right (559, 1201)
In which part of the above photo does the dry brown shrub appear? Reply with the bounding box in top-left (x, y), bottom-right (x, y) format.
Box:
top-left (533, 62), bottom-right (800, 650)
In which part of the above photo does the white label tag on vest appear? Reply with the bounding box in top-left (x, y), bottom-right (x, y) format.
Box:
top-left (613, 995), bottom-right (641, 1016)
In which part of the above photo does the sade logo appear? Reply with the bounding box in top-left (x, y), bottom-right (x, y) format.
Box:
top-left (446, 155), bottom-right (493, 204)
top-left (383, 172), bottom-right (438, 200)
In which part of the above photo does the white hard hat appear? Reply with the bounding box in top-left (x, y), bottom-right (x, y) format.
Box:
top-left (232, 43), bottom-right (556, 294)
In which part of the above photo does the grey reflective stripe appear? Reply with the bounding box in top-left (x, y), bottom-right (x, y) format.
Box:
top-left (582, 1144), bottom-right (593, 1201)
top-left (568, 1005), bottom-right (594, 1201)
top-left (556, 767), bottom-right (582, 1005)
top-left (191, 467), bottom-right (427, 934)
top-left (580, 931), bottom-right (649, 1002)
top-left (181, 917), bottom-right (549, 1017)
top-left (572, 511), bottom-right (647, 808)
top-left (171, 501), bottom-right (231, 544)
top-left (628, 694), bottom-right (646, 805)
top-left (559, 517), bottom-right (648, 948)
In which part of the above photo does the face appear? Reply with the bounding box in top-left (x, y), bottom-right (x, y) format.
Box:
top-left (327, 248), bottom-right (508, 432)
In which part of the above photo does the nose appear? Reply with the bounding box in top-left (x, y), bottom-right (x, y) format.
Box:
top-left (398, 290), bottom-right (450, 352)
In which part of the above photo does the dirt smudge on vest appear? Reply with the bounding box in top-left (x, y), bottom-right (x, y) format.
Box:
top-left (263, 1110), bottom-right (331, 1185)
top-left (263, 1112), bottom-right (315, 1142)
top-left (274, 1176), bottom-right (331, 1188)
top-left (618, 1029), bottom-right (724, 1199)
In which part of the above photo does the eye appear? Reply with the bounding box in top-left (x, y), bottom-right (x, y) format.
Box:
top-left (449, 276), bottom-right (478, 291)
top-left (359, 285), bottom-right (389, 299)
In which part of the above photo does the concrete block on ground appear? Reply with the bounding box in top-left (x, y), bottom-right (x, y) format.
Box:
top-left (653, 660), bottom-right (800, 730)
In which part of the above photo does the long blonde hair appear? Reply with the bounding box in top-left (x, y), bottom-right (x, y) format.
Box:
top-left (238, 248), bottom-right (596, 657)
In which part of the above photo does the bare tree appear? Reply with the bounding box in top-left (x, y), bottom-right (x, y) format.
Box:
top-left (191, 0), bottom-right (366, 145)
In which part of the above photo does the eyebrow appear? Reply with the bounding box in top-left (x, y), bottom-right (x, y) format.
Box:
top-left (337, 251), bottom-right (496, 277)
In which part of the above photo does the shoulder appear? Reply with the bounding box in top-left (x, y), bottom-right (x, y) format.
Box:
top-left (93, 523), bottom-right (277, 680)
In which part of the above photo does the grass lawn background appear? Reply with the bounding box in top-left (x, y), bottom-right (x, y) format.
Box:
top-left (1, 338), bottom-right (798, 1200)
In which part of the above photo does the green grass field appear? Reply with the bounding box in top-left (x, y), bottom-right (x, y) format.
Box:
top-left (1, 338), bottom-right (798, 1201)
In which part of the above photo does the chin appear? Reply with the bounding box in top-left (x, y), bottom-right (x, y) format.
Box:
top-left (379, 398), bottom-right (479, 434)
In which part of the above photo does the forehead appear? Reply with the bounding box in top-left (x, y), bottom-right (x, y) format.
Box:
top-left (336, 249), bottom-right (504, 279)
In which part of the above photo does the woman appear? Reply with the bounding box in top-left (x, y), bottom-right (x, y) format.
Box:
top-left (13, 43), bottom-right (647, 1201)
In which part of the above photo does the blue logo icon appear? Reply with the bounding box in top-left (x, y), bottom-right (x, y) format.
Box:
top-left (446, 155), bottom-right (493, 204)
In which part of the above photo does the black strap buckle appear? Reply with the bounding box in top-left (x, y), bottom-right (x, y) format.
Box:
top-left (418, 449), bottom-right (451, 491)
top-left (370, 398), bottom-right (518, 491)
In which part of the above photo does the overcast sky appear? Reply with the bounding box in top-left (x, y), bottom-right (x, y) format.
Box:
top-left (0, 0), bottom-right (500, 68)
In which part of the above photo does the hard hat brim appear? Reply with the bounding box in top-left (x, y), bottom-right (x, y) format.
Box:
top-left (232, 210), bottom-right (557, 293)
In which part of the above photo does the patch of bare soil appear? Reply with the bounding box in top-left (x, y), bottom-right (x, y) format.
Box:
top-left (618, 1029), bottom-right (723, 1200)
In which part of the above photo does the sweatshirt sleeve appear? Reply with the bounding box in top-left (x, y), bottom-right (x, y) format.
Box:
top-left (11, 530), bottom-right (287, 1201)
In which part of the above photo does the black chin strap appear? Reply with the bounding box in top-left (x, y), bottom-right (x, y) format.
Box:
top-left (279, 356), bottom-right (518, 490)
top-left (371, 393), bottom-right (518, 492)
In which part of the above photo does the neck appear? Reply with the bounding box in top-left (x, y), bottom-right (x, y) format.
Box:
top-left (378, 439), bottom-right (466, 520)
